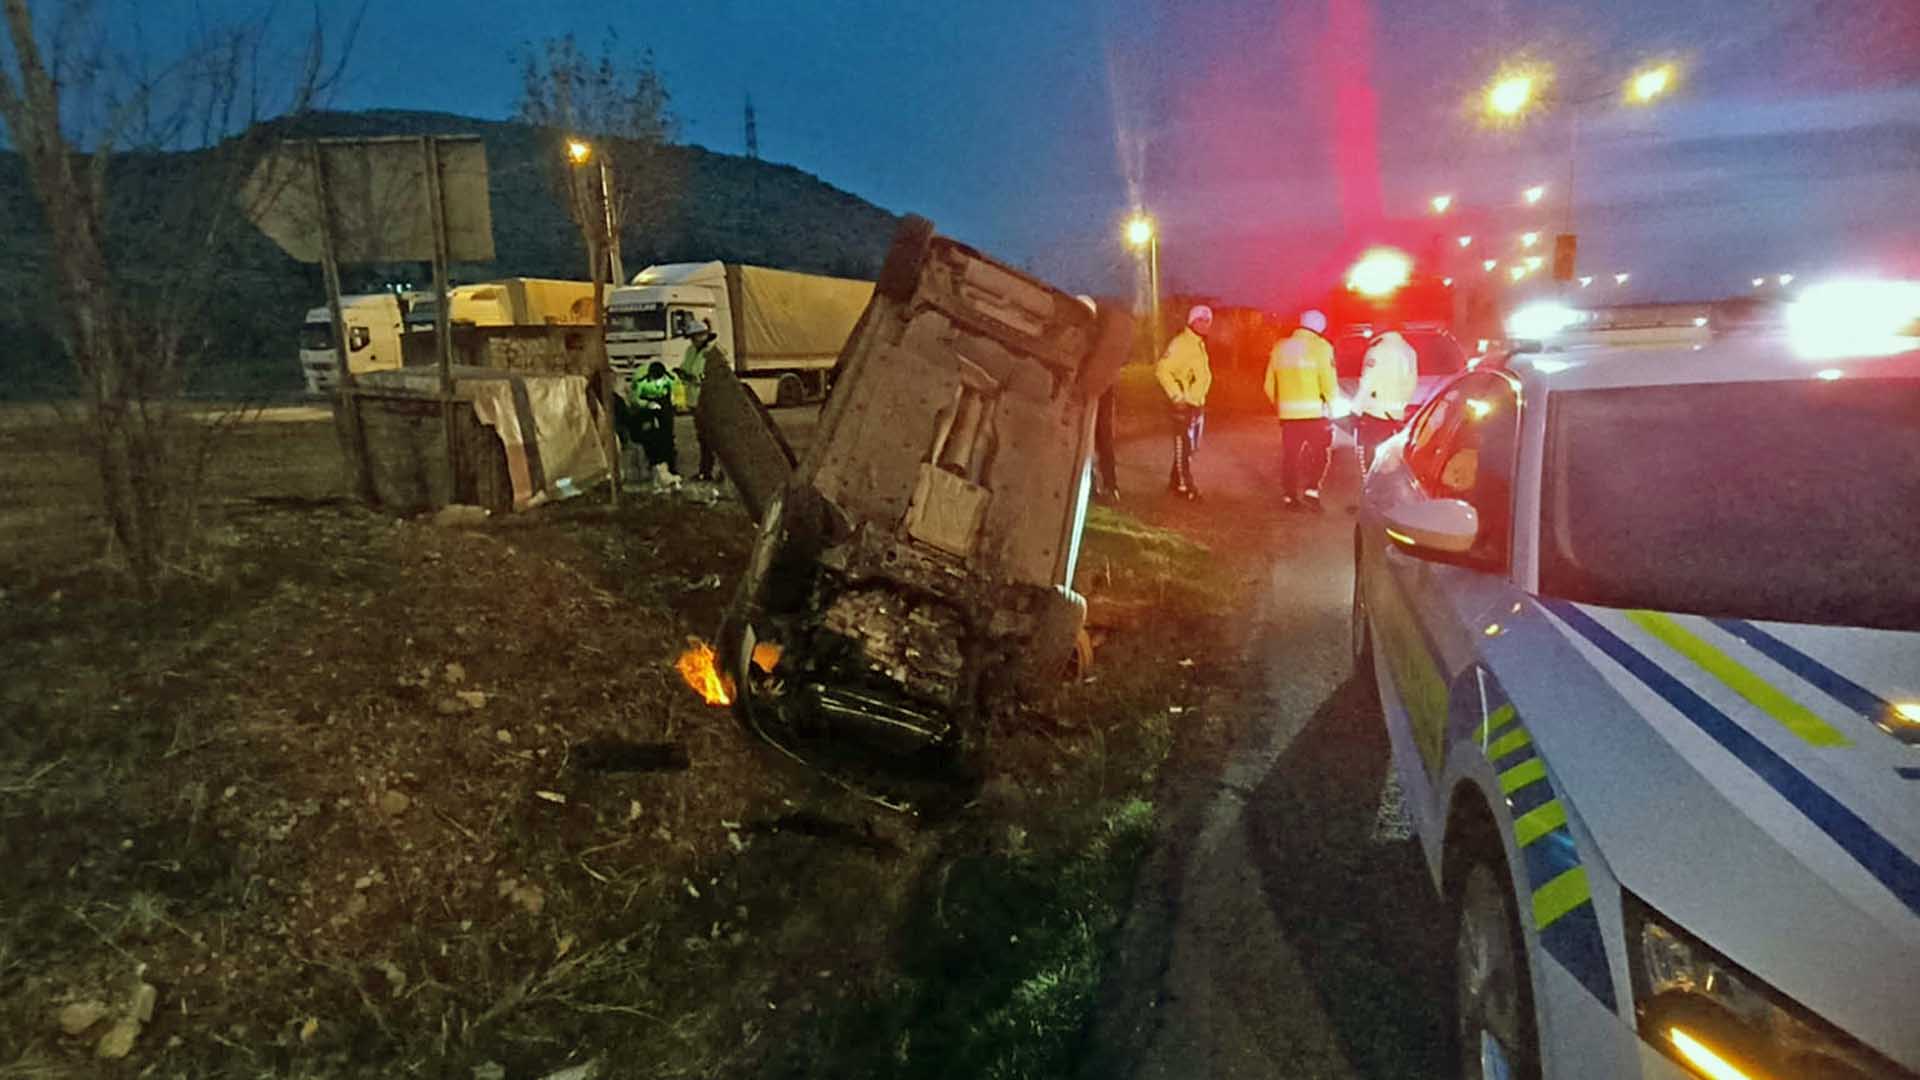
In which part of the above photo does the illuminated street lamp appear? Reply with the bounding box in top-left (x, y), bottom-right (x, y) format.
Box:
top-left (1431, 194), bottom-right (1454, 214)
top-left (1752, 277), bottom-right (1767, 288)
top-left (1524, 255), bottom-right (1544, 271)
top-left (566, 138), bottom-right (623, 284)
top-left (1457, 235), bottom-right (1474, 248)
top-left (1523, 185), bottom-right (1547, 206)
top-left (1614, 272), bottom-right (1631, 285)
top-left (1486, 73), bottom-right (1538, 120)
top-left (1509, 265), bottom-right (1529, 282)
top-left (1483, 259), bottom-right (1499, 272)
top-left (1579, 276), bottom-right (1594, 288)
top-left (1125, 213), bottom-right (1161, 346)
top-left (1520, 231), bottom-right (1540, 248)
top-left (1777, 273), bottom-right (1795, 286)
top-left (1442, 277), bottom-right (1454, 287)
top-left (1625, 64), bottom-right (1677, 106)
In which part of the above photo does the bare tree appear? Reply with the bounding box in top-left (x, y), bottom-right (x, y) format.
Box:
top-left (0, 0), bottom-right (355, 594)
top-left (516, 32), bottom-right (674, 496)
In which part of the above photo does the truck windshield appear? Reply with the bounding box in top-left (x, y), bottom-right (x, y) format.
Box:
top-left (1539, 378), bottom-right (1920, 631)
top-left (299, 322), bottom-right (333, 351)
top-left (607, 304), bottom-right (667, 339)
top-left (406, 303), bottom-right (437, 327)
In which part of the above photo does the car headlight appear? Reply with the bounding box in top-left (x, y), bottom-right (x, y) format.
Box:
top-left (1628, 895), bottom-right (1908, 1079)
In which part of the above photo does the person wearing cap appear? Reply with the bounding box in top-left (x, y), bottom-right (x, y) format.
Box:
top-left (1155, 304), bottom-right (1214, 500)
top-left (677, 320), bottom-right (727, 481)
top-left (1354, 324), bottom-right (1417, 474)
top-left (1265, 309), bottom-right (1338, 510)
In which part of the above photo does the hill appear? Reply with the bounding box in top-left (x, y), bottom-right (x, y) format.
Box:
top-left (0, 109), bottom-right (903, 399)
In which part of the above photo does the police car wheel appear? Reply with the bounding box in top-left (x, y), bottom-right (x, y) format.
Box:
top-left (1456, 857), bottom-right (1540, 1080)
top-left (1351, 566), bottom-right (1373, 672)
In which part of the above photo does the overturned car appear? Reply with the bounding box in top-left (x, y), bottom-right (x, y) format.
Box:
top-left (698, 217), bottom-right (1132, 795)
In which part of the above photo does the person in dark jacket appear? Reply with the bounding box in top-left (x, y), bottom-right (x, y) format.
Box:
top-left (629, 361), bottom-right (680, 490)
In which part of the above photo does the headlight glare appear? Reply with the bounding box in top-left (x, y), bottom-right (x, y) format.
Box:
top-left (1629, 897), bottom-right (1904, 1079)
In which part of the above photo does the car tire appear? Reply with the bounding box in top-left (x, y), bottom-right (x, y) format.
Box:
top-left (775, 373), bottom-right (807, 408)
top-left (875, 215), bottom-right (936, 301)
top-left (1454, 851), bottom-right (1542, 1080)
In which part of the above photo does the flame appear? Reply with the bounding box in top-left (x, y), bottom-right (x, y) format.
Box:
top-left (675, 639), bottom-right (733, 706)
top-left (751, 642), bottom-right (783, 674)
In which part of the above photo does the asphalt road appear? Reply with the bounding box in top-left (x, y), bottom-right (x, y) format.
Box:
top-left (1099, 412), bottom-right (1456, 1079)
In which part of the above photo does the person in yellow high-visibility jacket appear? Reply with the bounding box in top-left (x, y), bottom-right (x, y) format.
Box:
top-left (1265, 309), bottom-right (1338, 510)
top-left (1155, 304), bottom-right (1214, 500)
top-left (1355, 326), bottom-right (1418, 474)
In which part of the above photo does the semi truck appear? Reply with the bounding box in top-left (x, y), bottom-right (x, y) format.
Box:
top-left (403, 278), bottom-right (597, 331)
top-left (298, 292), bottom-right (411, 395)
top-left (605, 262), bottom-right (875, 407)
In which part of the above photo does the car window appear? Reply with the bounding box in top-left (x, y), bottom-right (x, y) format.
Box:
top-left (1410, 372), bottom-right (1520, 568)
top-left (1540, 379), bottom-right (1920, 630)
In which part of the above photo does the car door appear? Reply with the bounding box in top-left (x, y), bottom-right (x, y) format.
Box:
top-left (1371, 371), bottom-right (1523, 805)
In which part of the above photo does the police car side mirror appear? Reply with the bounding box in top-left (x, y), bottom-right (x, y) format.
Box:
top-left (1382, 495), bottom-right (1479, 556)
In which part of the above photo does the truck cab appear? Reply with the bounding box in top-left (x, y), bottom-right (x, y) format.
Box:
top-left (299, 292), bottom-right (409, 395)
top-left (605, 275), bottom-right (729, 389)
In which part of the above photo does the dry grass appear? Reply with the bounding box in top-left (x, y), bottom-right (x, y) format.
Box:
top-left (0, 408), bottom-right (1255, 1078)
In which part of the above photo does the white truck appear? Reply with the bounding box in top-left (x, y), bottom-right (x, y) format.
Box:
top-left (605, 262), bottom-right (874, 407)
top-left (298, 292), bottom-right (411, 395)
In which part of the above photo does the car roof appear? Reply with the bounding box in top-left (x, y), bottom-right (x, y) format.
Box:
top-left (1504, 333), bottom-right (1920, 394)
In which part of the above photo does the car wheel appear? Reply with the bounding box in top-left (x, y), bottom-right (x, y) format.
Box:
top-left (1455, 854), bottom-right (1541, 1080)
top-left (775, 373), bottom-right (806, 408)
top-left (875, 215), bottom-right (935, 301)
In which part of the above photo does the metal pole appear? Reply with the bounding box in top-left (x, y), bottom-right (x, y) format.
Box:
top-left (1148, 234), bottom-right (1162, 351)
top-left (421, 136), bottom-right (460, 505)
top-left (309, 140), bottom-right (374, 504)
top-left (600, 157), bottom-right (624, 285)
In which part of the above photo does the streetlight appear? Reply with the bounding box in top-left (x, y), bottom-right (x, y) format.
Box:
top-left (1442, 277), bottom-right (1454, 287)
top-left (1579, 276), bottom-right (1594, 288)
top-left (1125, 213), bottom-right (1161, 347)
top-left (1430, 194), bottom-right (1454, 214)
top-left (1625, 64), bottom-right (1677, 106)
top-left (1483, 259), bottom-right (1499, 272)
top-left (1457, 235), bottom-right (1474, 248)
top-left (1614, 272), bottom-right (1631, 285)
top-left (1521, 231), bottom-right (1540, 248)
top-left (1524, 255), bottom-right (1544, 271)
top-left (1753, 277), bottom-right (1767, 288)
top-left (566, 137), bottom-right (624, 285)
top-left (1778, 273), bottom-right (1795, 286)
top-left (1523, 185), bottom-right (1547, 206)
top-left (1509, 265), bottom-right (1529, 282)
top-left (1486, 72), bottom-right (1539, 120)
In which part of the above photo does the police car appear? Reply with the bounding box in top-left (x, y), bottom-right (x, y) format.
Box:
top-left (1351, 284), bottom-right (1920, 1079)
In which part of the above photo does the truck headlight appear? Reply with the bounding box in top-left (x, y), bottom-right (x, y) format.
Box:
top-left (1628, 895), bottom-right (1905, 1079)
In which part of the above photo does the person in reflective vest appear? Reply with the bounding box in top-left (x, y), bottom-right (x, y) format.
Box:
top-left (629, 361), bottom-right (680, 490)
top-left (1265, 309), bottom-right (1338, 511)
top-left (678, 321), bottom-right (727, 481)
top-left (1355, 326), bottom-right (1417, 474)
top-left (1155, 305), bottom-right (1214, 500)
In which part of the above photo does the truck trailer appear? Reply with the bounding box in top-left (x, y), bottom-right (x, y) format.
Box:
top-left (606, 262), bottom-right (874, 407)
